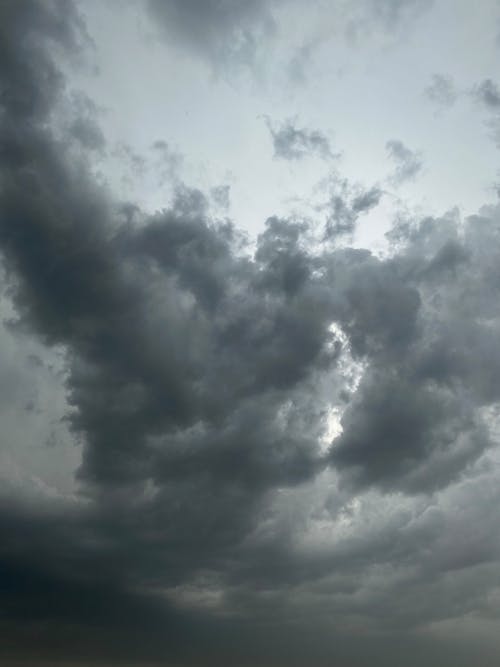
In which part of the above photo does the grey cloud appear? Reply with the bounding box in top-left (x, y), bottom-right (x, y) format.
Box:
top-left (151, 139), bottom-right (183, 184)
top-left (64, 92), bottom-right (106, 151)
top-left (472, 79), bottom-right (500, 147)
top-left (351, 186), bottom-right (383, 213)
top-left (474, 78), bottom-right (500, 110)
top-left (1, 2), bottom-right (500, 666)
top-left (210, 184), bottom-right (231, 209)
top-left (69, 115), bottom-right (105, 150)
top-left (326, 186), bottom-right (383, 237)
top-left (290, 1), bottom-right (435, 87)
top-left (328, 209), bottom-right (500, 492)
top-left (146, 0), bottom-right (435, 80)
top-left (424, 73), bottom-right (457, 108)
top-left (0, 0), bottom-right (85, 122)
top-left (147, 0), bottom-right (277, 72)
top-left (113, 142), bottom-right (146, 175)
top-left (386, 139), bottom-right (423, 185)
top-left (267, 118), bottom-right (336, 161)
top-left (330, 251), bottom-right (421, 357)
top-left (331, 369), bottom-right (489, 493)
top-left (0, 12), bottom-right (340, 626)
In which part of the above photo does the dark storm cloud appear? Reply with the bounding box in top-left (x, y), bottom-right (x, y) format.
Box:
top-left (329, 210), bottom-right (500, 491)
top-left (386, 139), bottom-right (423, 184)
top-left (1, 2), bottom-right (500, 666)
top-left (0, 8), bottom-right (338, 651)
top-left (331, 369), bottom-right (489, 492)
top-left (0, 0), bottom-right (86, 122)
top-left (266, 118), bottom-right (335, 161)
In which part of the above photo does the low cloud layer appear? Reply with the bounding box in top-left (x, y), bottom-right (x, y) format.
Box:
top-left (1, 2), bottom-right (500, 666)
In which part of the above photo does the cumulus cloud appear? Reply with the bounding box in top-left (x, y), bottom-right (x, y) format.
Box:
top-left (1, 2), bottom-right (500, 666)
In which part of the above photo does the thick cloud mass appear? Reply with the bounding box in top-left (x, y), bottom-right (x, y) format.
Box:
top-left (1, 2), bottom-right (500, 666)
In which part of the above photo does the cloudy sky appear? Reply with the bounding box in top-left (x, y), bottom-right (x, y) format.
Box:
top-left (1, 0), bottom-right (500, 665)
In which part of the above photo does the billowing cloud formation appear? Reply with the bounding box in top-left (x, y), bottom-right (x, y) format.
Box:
top-left (386, 139), bottom-right (423, 184)
top-left (1, 2), bottom-right (500, 666)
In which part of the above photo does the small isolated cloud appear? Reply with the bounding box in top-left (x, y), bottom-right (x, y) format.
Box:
top-left (386, 139), bottom-right (423, 185)
top-left (424, 73), bottom-right (457, 109)
top-left (267, 117), bottom-right (336, 160)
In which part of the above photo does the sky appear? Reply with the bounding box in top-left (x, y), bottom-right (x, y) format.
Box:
top-left (1, 0), bottom-right (500, 665)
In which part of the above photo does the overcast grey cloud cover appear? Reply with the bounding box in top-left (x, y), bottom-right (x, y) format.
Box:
top-left (1, 1), bottom-right (500, 666)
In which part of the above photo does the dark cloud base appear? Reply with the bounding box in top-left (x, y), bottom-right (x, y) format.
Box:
top-left (1, 1), bottom-right (499, 665)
